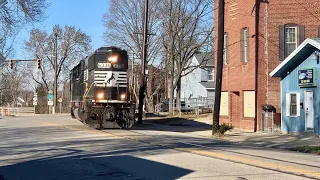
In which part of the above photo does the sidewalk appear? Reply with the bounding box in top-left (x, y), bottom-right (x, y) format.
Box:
top-left (190, 129), bottom-right (320, 149)
top-left (143, 114), bottom-right (320, 151)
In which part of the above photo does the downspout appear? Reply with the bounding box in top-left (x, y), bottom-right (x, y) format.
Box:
top-left (265, 1), bottom-right (269, 104)
top-left (254, 0), bottom-right (261, 132)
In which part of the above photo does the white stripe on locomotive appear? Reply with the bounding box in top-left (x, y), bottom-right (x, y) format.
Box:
top-left (94, 71), bottom-right (127, 87)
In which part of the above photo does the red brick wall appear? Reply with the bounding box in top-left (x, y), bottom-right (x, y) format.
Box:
top-left (214, 0), bottom-right (319, 131)
top-left (214, 0), bottom-right (256, 131)
top-left (257, 0), bottom-right (320, 130)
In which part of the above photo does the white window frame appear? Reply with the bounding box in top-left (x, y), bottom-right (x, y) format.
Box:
top-left (286, 92), bottom-right (300, 117)
top-left (285, 26), bottom-right (298, 57)
top-left (243, 28), bottom-right (249, 62)
top-left (223, 32), bottom-right (228, 64)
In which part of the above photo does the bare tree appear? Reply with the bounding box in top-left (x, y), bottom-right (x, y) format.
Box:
top-left (24, 24), bottom-right (92, 92)
top-left (103, 0), bottom-right (166, 112)
top-left (0, 63), bottom-right (29, 107)
top-left (103, 0), bottom-right (163, 64)
top-left (0, 0), bottom-right (49, 58)
top-left (0, 0), bottom-right (48, 30)
top-left (0, 25), bottom-right (16, 58)
top-left (161, 0), bottom-right (214, 113)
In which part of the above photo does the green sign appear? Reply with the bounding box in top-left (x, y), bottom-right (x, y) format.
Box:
top-left (47, 94), bottom-right (53, 100)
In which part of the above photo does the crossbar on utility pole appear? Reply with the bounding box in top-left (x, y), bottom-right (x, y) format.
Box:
top-left (212, 0), bottom-right (225, 135)
top-left (137, 0), bottom-right (149, 124)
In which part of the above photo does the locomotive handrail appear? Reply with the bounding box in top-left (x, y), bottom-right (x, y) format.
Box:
top-left (82, 81), bottom-right (96, 109)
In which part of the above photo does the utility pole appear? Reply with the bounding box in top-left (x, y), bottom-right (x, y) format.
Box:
top-left (137, 0), bottom-right (149, 124)
top-left (212, 0), bottom-right (225, 135)
top-left (53, 32), bottom-right (58, 115)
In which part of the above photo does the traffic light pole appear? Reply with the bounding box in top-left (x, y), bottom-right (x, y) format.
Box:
top-left (7, 59), bottom-right (41, 69)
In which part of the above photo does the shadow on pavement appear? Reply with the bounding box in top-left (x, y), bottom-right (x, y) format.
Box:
top-left (1, 124), bottom-right (319, 180)
top-left (0, 154), bottom-right (193, 180)
top-left (133, 117), bottom-right (212, 133)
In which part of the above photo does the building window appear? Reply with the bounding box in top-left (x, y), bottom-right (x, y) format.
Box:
top-left (207, 68), bottom-right (214, 81)
top-left (223, 32), bottom-right (228, 64)
top-left (290, 94), bottom-right (297, 116)
top-left (285, 26), bottom-right (297, 58)
top-left (240, 28), bottom-right (249, 62)
top-left (279, 24), bottom-right (305, 61)
top-left (286, 92), bottom-right (300, 117)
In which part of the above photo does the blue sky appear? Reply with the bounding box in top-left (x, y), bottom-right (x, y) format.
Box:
top-left (13, 0), bottom-right (109, 59)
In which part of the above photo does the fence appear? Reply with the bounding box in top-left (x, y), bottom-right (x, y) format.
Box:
top-left (260, 111), bottom-right (281, 133)
top-left (0, 107), bottom-right (35, 116)
top-left (155, 97), bottom-right (215, 115)
top-left (183, 97), bottom-right (214, 114)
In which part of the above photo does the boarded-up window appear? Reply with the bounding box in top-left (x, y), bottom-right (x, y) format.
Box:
top-left (243, 91), bottom-right (255, 117)
top-left (220, 92), bottom-right (229, 116)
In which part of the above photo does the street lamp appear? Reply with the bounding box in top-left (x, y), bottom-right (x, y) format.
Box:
top-left (0, 0), bottom-right (7, 9)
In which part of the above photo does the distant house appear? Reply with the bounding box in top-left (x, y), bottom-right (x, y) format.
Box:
top-left (180, 52), bottom-right (215, 101)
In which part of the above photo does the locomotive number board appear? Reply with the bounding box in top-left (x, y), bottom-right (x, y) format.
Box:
top-left (97, 62), bottom-right (111, 68)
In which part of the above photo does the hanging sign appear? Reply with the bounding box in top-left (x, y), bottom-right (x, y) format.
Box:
top-left (298, 68), bottom-right (316, 87)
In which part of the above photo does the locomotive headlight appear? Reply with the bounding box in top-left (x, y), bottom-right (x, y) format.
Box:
top-left (97, 92), bottom-right (104, 99)
top-left (108, 56), bottom-right (118, 63)
top-left (120, 93), bottom-right (126, 100)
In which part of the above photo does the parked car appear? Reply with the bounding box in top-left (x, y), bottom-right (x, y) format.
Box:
top-left (156, 98), bottom-right (186, 112)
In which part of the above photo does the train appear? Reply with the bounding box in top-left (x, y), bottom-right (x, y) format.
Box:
top-left (69, 46), bottom-right (136, 129)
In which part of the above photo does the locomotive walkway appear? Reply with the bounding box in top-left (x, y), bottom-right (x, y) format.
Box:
top-left (0, 115), bottom-right (319, 180)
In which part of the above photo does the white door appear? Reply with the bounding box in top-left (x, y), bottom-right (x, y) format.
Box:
top-left (305, 91), bottom-right (314, 131)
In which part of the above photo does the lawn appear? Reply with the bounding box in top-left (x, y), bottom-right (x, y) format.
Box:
top-left (290, 146), bottom-right (320, 155)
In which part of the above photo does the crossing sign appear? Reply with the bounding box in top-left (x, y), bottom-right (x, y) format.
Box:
top-left (33, 92), bottom-right (38, 106)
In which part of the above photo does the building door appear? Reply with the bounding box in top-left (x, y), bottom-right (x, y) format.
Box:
top-left (305, 91), bottom-right (314, 131)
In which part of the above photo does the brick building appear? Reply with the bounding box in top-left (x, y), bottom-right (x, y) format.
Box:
top-left (214, 0), bottom-right (320, 131)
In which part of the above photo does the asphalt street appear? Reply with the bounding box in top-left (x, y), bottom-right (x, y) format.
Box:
top-left (0, 115), bottom-right (319, 180)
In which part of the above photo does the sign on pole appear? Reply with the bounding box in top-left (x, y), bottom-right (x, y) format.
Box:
top-left (48, 100), bottom-right (53, 106)
top-left (33, 91), bottom-right (38, 115)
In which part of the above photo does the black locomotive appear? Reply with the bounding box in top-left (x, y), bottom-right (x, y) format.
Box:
top-left (70, 46), bottom-right (136, 129)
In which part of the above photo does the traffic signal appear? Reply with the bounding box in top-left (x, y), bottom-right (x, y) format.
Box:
top-left (36, 59), bottom-right (41, 69)
top-left (8, 59), bottom-right (13, 69)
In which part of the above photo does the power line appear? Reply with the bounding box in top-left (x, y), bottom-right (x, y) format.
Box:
top-left (294, 0), bottom-right (320, 22)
